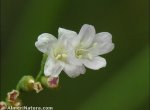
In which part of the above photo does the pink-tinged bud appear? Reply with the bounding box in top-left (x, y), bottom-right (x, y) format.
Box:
top-left (7, 90), bottom-right (19, 103)
top-left (33, 82), bottom-right (43, 93)
top-left (0, 101), bottom-right (7, 110)
top-left (47, 76), bottom-right (59, 88)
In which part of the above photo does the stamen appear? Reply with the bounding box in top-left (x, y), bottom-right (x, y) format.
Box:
top-left (78, 55), bottom-right (82, 59)
top-left (62, 54), bottom-right (67, 58)
top-left (56, 54), bottom-right (61, 60)
top-left (75, 48), bottom-right (88, 59)
top-left (54, 46), bottom-right (68, 61)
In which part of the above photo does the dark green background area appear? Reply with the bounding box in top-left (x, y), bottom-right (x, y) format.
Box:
top-left (0, 0), bottom-right (149, 110)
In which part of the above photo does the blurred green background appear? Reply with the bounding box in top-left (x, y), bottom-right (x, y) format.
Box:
top-left (0, 0), bottom-right (149, 110)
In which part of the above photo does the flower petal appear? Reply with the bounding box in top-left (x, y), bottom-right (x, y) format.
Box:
top-left (44, 56), bottom-right (63, 77)
top-left (58, 28), bottom-right (77, 49)
top-left (64, 64), bottom-right (86, 78)
top-left (78, 24), bottom-right (95, 47)
top-left (58, 27), bottom-right (77, 38)
top-left (82, 56), bottom-right (106, 70)
top-left (90, 32), bottom-right (114, 56)
top-left (67, 53), bottom-right (83, 66)
top-left (35, 33), bottom-right (57, 54)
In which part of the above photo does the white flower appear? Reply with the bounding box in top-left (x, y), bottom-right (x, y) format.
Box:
top-left (35, 24), bottom-right (114, 78)
top-left (35, 29), bottom-right (86, 78)
top-left (68, 24), bottom-right (114, 70)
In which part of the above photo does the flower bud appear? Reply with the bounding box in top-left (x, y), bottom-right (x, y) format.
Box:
top-left (33, 82), bottom-right (43, 93)
top-left (48, 76), bottom-right (59, 88)
top-left (7, 90), bottom-right (19, 103)
top-left (41, 76), bottom-right (59, 88)
top-left (0, 101), bottom-right (7, 110)
top-left (18, 75), bottom-right (35, 91)
top-left (40, 76), bottom-right (49, 87)
top-left (6, 90), bottom-right (22, 107)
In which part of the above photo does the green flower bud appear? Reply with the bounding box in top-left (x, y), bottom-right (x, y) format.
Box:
top-left (40, 76), bottom-right (49, 88)
top-left (18, 75), bottom-right (35, 91)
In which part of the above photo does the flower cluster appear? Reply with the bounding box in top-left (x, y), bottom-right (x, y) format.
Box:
top-left (35, 24), bottom-right (114, 78)
top-left (0, 24), bottom-right (114, 108)
top-left (0, 76), bottom-right (58, 109)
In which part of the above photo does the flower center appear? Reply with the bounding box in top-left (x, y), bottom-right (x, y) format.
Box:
top-left (55, 53), bottom-right (67, 61)
top-left (75, 48), bottom-right (88, 59)
top-left (75, 42), bottom-right (96, 60)
top-left (53, 47), bottom-right (68, 61)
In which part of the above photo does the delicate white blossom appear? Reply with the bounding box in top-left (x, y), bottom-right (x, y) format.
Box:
top-left (35, 24), bottom-right (114, 78)
top-left (67, 24), bottom-right (114, 70)
top-left (35, 29), bottom-right (85, 78)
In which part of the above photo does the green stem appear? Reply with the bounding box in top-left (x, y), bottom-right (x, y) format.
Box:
top-left (36, 54), bottom-right (47, 81)
top-left (16, 82), bottom-right (20, 91)
top-left (15, 54), bottom-right (47, 91)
